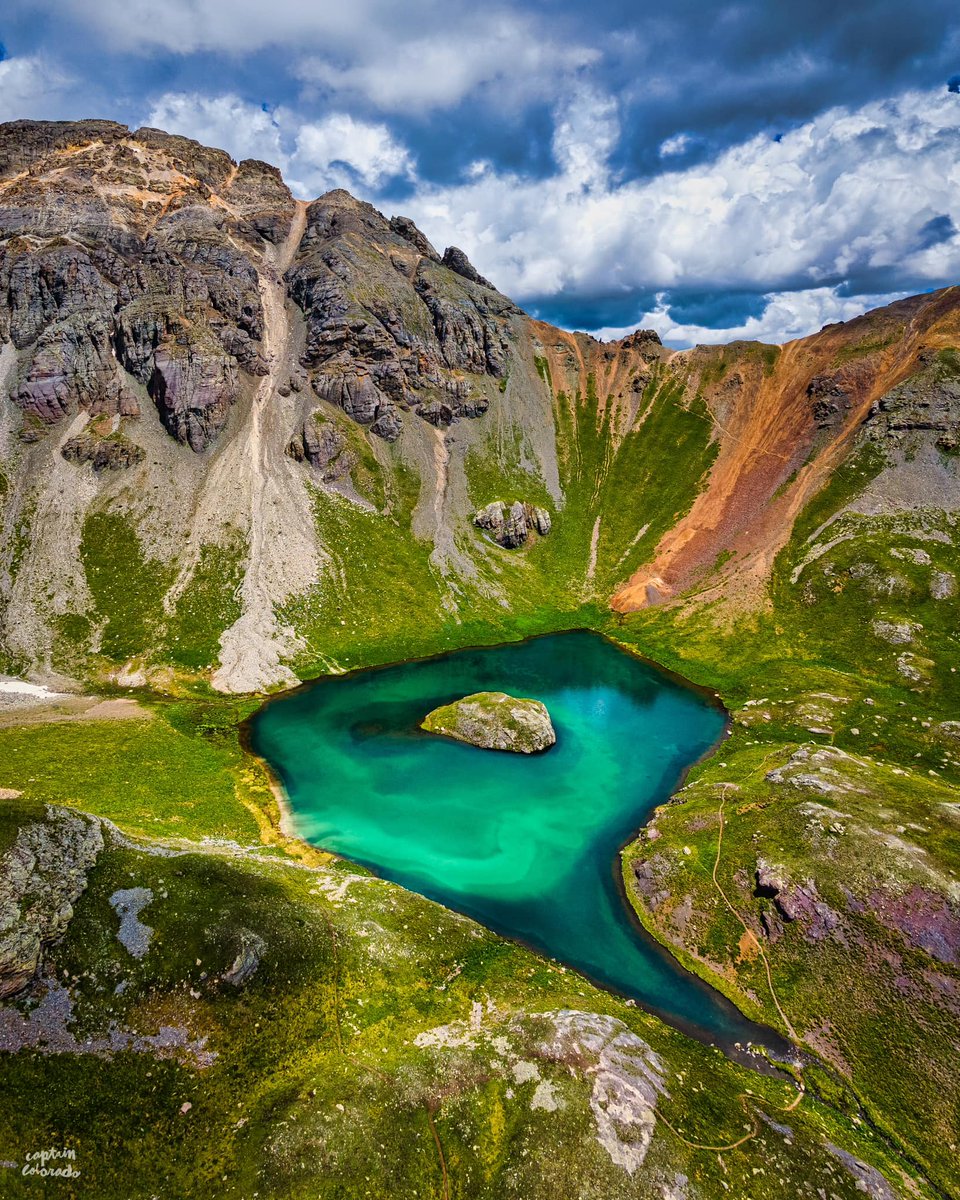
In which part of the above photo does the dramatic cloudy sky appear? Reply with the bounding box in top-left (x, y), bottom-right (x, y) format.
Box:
top-left (3, 1), bottom-right (960, 345)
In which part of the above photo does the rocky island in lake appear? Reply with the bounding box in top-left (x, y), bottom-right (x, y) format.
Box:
top-left (421, 691), bottom-right (557, 752)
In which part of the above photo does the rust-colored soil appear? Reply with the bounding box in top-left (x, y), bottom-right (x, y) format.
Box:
top-left (610, 287), bottom-right (960, 611)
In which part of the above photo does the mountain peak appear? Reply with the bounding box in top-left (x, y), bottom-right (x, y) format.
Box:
top-left (440, 245), bottom-right (496, 290)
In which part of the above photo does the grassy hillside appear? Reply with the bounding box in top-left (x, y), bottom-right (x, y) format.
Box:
top-left (0, 760), bottom-right (932, 1199)
top-left (611, 397), bottom-right (960, 1196)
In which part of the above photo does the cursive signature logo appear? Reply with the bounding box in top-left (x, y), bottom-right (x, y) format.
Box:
top-left (20, 1147), bottom-right (80, 1179)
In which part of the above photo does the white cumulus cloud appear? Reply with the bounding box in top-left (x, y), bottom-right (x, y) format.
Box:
top-left (146, 93), bottom-right (286, 164)
top-left (294, 114), bottom-right (414, 191)
top-left (659, 133), bottom-right (691, 158)
top-left (394, 87), bottom-right (960, 344)
top-left (143, 92), bottom-right (415, 197)
top-left (590, 287), bottom-right (911, 347)
top-left (551, 87), bottom-right (620, 190)
top-left (0, 55), bottom-right (73, 122)
top-left (143, 84), bottom-right (960, 347)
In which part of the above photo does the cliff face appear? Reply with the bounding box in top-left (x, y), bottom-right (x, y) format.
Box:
top-left (0, 120), bottom-right (541, 691)
top-left (0, 119), bottom-right (958, 691)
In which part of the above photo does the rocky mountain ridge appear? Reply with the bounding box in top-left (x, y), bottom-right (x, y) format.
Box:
top-left (0, 119), bottom-right (958, 696)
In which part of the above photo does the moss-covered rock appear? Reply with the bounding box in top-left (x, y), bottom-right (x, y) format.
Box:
top-left (421, 691), bottom-right (556, 753)
top-left (0, 803), bottom-right (104, 998)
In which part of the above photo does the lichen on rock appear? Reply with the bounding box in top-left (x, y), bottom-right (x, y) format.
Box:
top-left (0, 806), bottom-right (104, 998)
top-left (421, 690), bottom-right (556, 753)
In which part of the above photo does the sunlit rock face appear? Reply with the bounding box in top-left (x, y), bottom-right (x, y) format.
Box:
top-left (421, 690), bottom-right (556, 753)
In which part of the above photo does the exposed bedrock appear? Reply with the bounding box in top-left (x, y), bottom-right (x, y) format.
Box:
top-left (14, 311), bottom-right (140, 430)
top-left (863, 347), bottom-right (960, 451)
top-left (286, 416), bottom-right (356, 482)
top-left (0, 807), bottom-right (104, 999)
top-left (0, 122), bottom-right (292, 453)
top-left (285, 190), bottom-right (515, 439)
top-left (475, 499), bottom-right (552, 548)
top-left (421, 691), bottom-right (557, 753)
top-left (61, 433), bottom-right (145, 471)
top-left (148, 341), bottom-right (240, 452)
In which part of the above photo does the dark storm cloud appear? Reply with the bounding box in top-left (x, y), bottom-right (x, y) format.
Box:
top-left (529, 291), bottom-right (770, 340)
top-left (528, 292), bottom-right (661, 334)
top-left (602, 0), bottom-right (960, 176)
top-left (658, 292), bottom-right (770, 330)
top-left (6, 0), bottom-right (959, 177)
top-left (914, 214), bottom-right (958, 252)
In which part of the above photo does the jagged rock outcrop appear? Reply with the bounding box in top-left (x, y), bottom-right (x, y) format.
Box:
top-left (148, 340), bottom-right (240, 451)
top-left (440, 245), bottom-right (495, 290)
top-left (754, 860), bottom-right (839, 941)
top-left (421, 691), bottom-right (556, 753)
top-left (286, 417), bottom-right (355, 481)
top-left (0, 121), bottom-right (281, 452)
top-left (0, 806), bottom-right (104, 998)
top-left (863, 348), bottom-right (960, 451)
top-left (389, 215), bottom-right (440, 261)
top-left (225, 158), bottom-right (296, 246)
top-left (631, 855), bottom-right (672, 912)
top-left (61, 434), bottom-right (145, 471)
top-left (14, 311), bottom-right (141, 431)
top-left (475, 499), bottom-right (552, 548)
top-left (286, 189), bottom-right (516, 438)
top-left (619, 329), bottom-right (663, 361)
top-left (807, 372), bottom-right (854, 429)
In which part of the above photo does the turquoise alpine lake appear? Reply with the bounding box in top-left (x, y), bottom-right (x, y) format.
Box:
top-left (251, 630), bottom-right (767, 1046)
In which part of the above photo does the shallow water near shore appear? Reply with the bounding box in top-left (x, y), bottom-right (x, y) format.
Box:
top-left (251, 630), bottom-right (767, 1046)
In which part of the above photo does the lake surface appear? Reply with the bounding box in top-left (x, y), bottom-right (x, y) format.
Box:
top-left (250, 631), bottom-right (767, 1046)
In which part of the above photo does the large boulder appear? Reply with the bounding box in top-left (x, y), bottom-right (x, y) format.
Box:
top-left (0, 806), bottom-right (104, 998)
top-left (421, 691), bottom-right (556, 753)
top-left (474, 500), bottom-right (552, 548)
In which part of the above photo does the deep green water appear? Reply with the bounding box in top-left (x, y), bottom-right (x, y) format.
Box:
top-left (251, 631), bottom-right (766, 1046)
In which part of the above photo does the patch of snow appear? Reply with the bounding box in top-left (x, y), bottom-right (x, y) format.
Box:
top-left (0, 679), bottom-right (65, 699)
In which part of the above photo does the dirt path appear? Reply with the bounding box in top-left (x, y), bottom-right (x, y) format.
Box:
top-left (430, 426), bottom-right (450, 528)
top-left (656, 781), bottom-right (806, 1153)
top-left (586, 515), bottom-right (601, 584)
top-left (712, 786), bottom-right (799, 1042)
top-left (0, 694), bottom-right (152, 729)
top-left (426, 1109), bottom-right (451, 1200)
